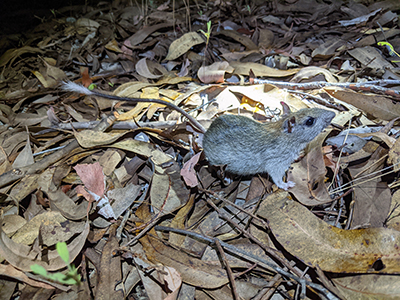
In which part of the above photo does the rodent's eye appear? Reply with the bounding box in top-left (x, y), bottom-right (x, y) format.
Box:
top-left (305, 117), bottom-right (315, 126)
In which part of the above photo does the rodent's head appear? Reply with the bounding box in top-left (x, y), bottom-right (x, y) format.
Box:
top-left (281, 108), bottom-right (335, 143)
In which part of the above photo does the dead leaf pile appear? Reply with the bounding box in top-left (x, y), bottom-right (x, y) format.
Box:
top-left (1, 0), bottom-right (400, 299)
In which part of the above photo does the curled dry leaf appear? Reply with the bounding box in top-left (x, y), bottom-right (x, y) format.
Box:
top-left (197, 61), bottom-right (233, 84)
top-left (136, 58), bottom-right (167, 79)
top-left (287, 130), bottom-right (333, 206)
top-left (258, 191), bottom-right (400, 273)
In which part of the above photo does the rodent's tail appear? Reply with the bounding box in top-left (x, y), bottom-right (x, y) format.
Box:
top-left (61, 81), bottom-right (93, 96)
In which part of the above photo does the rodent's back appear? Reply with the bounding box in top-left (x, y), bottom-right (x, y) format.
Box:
top-left (203, 114), bottom-right (295, 175)
top-left (202, 108), bottom-right (335, 180)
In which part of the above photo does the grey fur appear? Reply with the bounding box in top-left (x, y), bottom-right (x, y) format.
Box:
top-left (202, 108), bottom-right (335, 190)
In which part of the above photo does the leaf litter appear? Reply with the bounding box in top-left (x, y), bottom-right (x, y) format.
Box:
top-left (1, 0), bottom-right (400, 299)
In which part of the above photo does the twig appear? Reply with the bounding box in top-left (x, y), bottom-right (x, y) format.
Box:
top-left (214, 239), bottom-right (240, 300)
top-left (253, 79), bottom-right (400, 100)
top-left (154, 226), bottom-right (339, 300)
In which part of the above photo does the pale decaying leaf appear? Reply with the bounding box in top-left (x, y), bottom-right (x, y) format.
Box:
top-left (197, 61), bottom-right (234, 84)
top-left (0, 218), bottom-right (89, 272)
top-left (74, 130), bottom-right (126, 148)
top-left (11, 211), bottom-right (84, 246)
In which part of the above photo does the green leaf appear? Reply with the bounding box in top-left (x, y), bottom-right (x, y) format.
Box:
top-left (56, 242), bottom-right (69, 264)
top-left (30, 264), bottom-right (49, 277)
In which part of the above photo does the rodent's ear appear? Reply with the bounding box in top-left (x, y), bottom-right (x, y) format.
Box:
top-left (283, 116), bottom-right (296, 133)
top-left (280, 101), bottom-right (291, 116)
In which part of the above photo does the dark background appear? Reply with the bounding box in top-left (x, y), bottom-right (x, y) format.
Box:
top-left (0, 0), bottom-right (108, 34)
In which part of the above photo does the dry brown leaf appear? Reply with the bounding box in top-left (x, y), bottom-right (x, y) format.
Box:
top-left (324, 87), bottom-right (400, 121)
top-left (291, 66), bottom-right (338, 83)
top-left (348, 160), bottom-right (391, 229)
top-left (140, 234), bottom-right (229, 289)
top-left (104, 39), bottom-right (123, 53)
top-left (12, 135), bottom-right (34, 168)
top-left (311, 37), bottom-right (348, 59)
top-left (387, 189), bottom-right (400, 232)
top-left (112, 139), bottom-right (190, 215)
top-left (217, 30), bottom-right (258, 50)
top-left (388, 136), bottom-right (400, 172)
top-left (93, 183), bottom-right (142, 228)
top-left (47, 188), bottom-right (88, 221)
top-left (0, 264), bottom-right (55, 290)
top-left (180, 152), bottom-right (201, 187)
top-left (1, 215), bottom-right (26, 236)
top-left (348, 46), bottom-right (393, 69)
top-left (136, 58), bottom-right (167, 79)
top-left (258, 28), bottom-right (274, 48)
top-left (95, 224), bottom-right (124, 300)
top-left (74, 130), bottom-right (125, 148)
top-left (0, 147), bottom-right (12, 175)
top-left (169, 197), bottom-right (195, 247)
top-left (0, 46), bottom-right (44, 68)
top-left (332, 274), bottom-right (400, 299)
top-left (165, 32), bottom-right (204, 61)
top-left (0, 218), bottom-right (89, 272)
top-left (11, 211), bottom-right (82, 246)
top-left (287, 130), bottom-right (333, 206)
top-left (6, 174), bottom-right (39, 204)
top-left (124, 23), bottom-right (172, 47)
top-left (350, 179), bottom-right (391, 229)
top-left (258, 191), bottom-right (400, 273)
top-left (151, 164), bottom-right (187, 215)
top-left (13, 112), bottom-right (48, 127)
top-left (229, 61), bottom-right (300, 77)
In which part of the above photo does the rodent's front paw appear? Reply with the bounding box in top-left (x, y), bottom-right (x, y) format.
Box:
top-left (278, 181), bottom-right (296, 190)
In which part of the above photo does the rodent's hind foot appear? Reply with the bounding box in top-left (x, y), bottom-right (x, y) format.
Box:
top-left (276, 181), bottom-right (296, 190)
